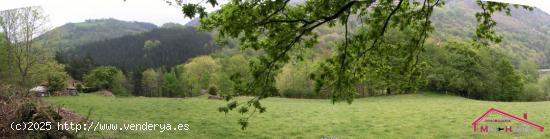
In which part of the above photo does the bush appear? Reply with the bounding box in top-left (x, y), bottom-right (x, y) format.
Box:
top-left (208, 86), bottom-right (218, 96)
top-left (521, 83), bottom-right (544, 101)
top-left (84, 66), bottom-right (129, 96)
top-left (76, 84), bottom-right (83, 93)
top-left (47, 72), bottom-right (69, 92)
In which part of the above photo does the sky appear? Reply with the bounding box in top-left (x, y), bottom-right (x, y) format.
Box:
top-left (487, 0), bottom-right (550, 14)
top-left (0, 0), bottom-right (548, 28)
top-left (0, 0), bottom-right (226, 28)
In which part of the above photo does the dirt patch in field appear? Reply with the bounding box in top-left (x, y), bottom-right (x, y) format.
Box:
top-left (56, 108), bottom-right (84, 123)
top-left (98, 90), bottom-right (113, 96)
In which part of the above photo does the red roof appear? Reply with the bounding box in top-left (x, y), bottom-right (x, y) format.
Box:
top-left (472, 108), bottom-right (544, 132)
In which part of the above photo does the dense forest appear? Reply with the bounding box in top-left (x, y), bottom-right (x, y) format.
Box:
top-left (55, 26), bottom-right (216, 79)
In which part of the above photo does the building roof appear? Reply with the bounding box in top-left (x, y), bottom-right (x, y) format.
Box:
top-left (472, 108), bottom-right (544, 132)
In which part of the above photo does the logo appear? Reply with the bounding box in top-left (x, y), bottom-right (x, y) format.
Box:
top-left (472, 108), bottom-right (544, 133)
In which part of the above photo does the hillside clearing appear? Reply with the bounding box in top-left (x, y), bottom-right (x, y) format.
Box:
top-left (45, 93), bottom-right (550, 138)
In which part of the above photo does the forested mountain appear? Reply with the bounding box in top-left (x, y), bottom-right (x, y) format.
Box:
top-left (184, 18), bottom-right (200, 27)
top-left (303, 0), bottom-right (550, 68)
top-left (38, 18), bottom-right (157, 50)
top-left (56, 26), bottom-right (215, 79)
top-left (431, 0), bottom-right (550, 68)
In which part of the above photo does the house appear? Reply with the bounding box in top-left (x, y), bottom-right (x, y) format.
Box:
top-left (29, 85), bottom-right (49, 97)
top-left (472, 108), bottom-right (544, 132)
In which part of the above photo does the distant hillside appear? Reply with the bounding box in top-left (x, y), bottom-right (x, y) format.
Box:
top-left (57, 27), bottom-right (216, 77)
top-left (431, 0), bottom-right (550, 68)
top-left (161, 22), bottom-right (186, 28)
top-left (303, 1), bottom-right (550, 68)
top-left (184, 18), bottom-right (200, 27)
top-left (38, 18), bottom-right (157, 50)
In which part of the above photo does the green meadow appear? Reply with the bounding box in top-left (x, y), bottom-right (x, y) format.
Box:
top-left (45, 93), bottom-right (550, 138)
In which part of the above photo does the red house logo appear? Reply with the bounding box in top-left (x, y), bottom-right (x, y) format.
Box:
top-left (472, 108), bottom-right (544, 132)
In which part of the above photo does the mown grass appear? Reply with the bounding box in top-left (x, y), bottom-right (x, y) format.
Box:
top-left (44, 92), bottom-right (550, 138)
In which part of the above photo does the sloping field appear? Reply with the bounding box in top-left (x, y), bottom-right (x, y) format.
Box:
top-left (45, 93), bottom-right (550, 138)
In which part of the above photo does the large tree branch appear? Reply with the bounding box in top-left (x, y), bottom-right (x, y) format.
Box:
top-left (255, 0), bottom-right (292, 25)
top-left (339, 10), bottom-right (351, 73)
top-left (359, 0), bottom-right (404, 58)
top-left (266, 0), bottom-right (362, 69)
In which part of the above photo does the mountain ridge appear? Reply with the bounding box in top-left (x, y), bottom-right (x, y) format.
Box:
top-left (38, 18), bottom-right (158, 51)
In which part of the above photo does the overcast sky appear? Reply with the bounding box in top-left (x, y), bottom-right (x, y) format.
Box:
top-left (0, 0), bottom-right (548, 28)
top-left (487, 0), bottom-right (550, 14)
top-left (0, 0), bottom-right (226, 28)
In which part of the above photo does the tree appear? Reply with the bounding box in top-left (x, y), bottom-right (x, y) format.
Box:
top-left (56, 53), bottom-right (98, 80)
top-left (212, 54), bottom-right (251, 96)
top-left (173, 0), bottom-right (531, 129)
top-left (142, 69), bottom-right (161, 97)
top-left (0, 6), bottom-right (49, 87)
top-left (182, 56), bottom-right (221, 95)
top-left (112, 71), bottom-right (130, 96)
top-left (518, 60), bottom-right (539, 83)
top-left (162, 70), bottom-right (183, 97)
top-left (143, 39), bottom-right (161, 60)
top-left (143, 39), bottom-right (161, 51)
top-left (0, 33), bottom-right (7, 83)
top-left (421, 41), bottom-right (526, 101)
top-left (83, 66), bottom-right (129, 96)
top-left (540, 75), bottom-right (550, 99)
top-left (494, 59), bottom-right (523, 101)
top-left (44, 62), bottom-right (70, 92)
top-left (275, 61), bottom-right (316, 98)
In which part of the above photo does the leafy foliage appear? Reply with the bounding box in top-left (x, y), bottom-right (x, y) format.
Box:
top-left (141, 69), bottom-right (162, 97)
top-left (275, 60), bottom-right (317, 98)
top-left (46, 65), bottom-right (70, 92)
top-left (0, 6), bottom-right (51, 87)
top-left (112, 71), bottom-right (130, 96)
top-left (174, 0), bottom-right (531, 129)
top-left (421, 41), bottom-right (524, 101)
top-left (83, 66), bottom-right (129, 96)
top-left (162, 70), bottom-right (184, 97)
top-left (182, 56), bottom-right (221, 95)
top-left (208, 86), bottom-right (218, 96)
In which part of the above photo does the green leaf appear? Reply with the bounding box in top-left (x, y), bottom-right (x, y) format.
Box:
top-left (238, 106), bottom-right (248, 114)
top-left (227, 101), bottom-right (237, 110)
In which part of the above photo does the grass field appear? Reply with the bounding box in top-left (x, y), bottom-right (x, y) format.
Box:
top-left (44, 93), bottom-right (550, 138)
